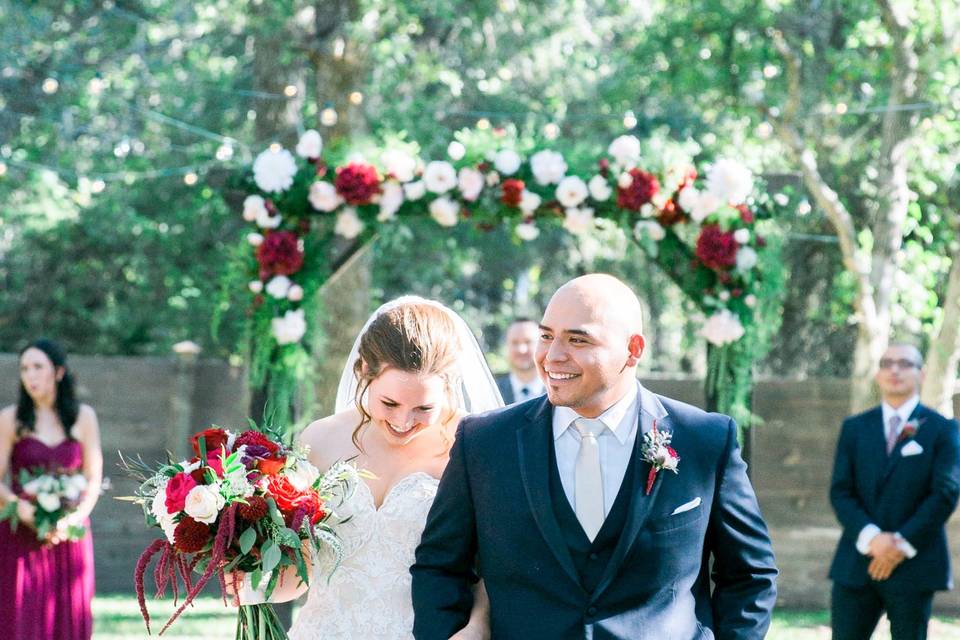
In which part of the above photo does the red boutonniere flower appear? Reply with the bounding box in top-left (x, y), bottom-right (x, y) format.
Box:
top-left (641, 420), bottom-right (680, 495)
top-left (898, 418), bottom-right (924, 443)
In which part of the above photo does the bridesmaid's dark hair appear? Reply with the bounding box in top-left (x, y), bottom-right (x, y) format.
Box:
top-left (16, 338), bottom-right (79, 440)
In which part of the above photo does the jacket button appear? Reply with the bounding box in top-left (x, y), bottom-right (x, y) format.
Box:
top-left (588, 552), bottom-right (599, 561)
top-left (587, 605), bottom-right (598, 616)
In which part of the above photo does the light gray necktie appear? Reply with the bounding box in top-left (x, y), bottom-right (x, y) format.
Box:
top-left (574, 417), bottom-right (606, 541)
top-left (886, 415), bottom-right (902, 455)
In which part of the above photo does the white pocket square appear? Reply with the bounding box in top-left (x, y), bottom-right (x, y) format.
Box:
top-left (671, 497), bottom-right (701, 515)
top-left (901, 441), bottom-right (923, 457)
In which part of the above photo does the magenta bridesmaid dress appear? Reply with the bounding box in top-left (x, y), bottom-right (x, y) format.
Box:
top-left (0, 437), bottom-right (95, 640)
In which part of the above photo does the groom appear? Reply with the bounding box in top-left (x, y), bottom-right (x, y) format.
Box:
top-left (412, 274), bottom-right (777, 639)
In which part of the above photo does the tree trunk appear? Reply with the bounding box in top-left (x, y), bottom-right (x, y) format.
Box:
top-left (849, 319), bottom-right (887, 413)
top-left (922, 242), bottom-right (960, 416)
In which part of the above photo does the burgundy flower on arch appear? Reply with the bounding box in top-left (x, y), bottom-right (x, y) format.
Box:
top-left (334, 162), bottom-right (381, 206)
top-left (256, 231), bottom-right (304, 279)
top-left (695, 224), bottom-right (738, 271)
top-left (501, 179), bottom-right (525, 206)
top-left (617, 168), bottom-right (659, 211)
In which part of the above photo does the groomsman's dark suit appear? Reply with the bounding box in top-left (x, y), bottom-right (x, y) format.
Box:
top-left (495, 373), bottom-right (516, 405)
top-left (411, 392), bottom-right (778, 639)
top-left (830, 400), bottom-right (960, 639)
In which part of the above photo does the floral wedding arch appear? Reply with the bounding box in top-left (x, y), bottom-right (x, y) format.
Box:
top-left (235, 127), bottom-right (786, 433)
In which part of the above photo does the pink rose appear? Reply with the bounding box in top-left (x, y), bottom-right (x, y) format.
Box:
top-left (165, 472), bottom-right (198, 514)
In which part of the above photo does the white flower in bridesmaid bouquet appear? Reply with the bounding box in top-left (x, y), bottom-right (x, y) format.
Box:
top-left (272, 309), bottom-right (307, 344)
top-left (458, 167), bottom-right (485, 201)
top-left (429, 196), bottom-right (460, 227)
top-left (555, 176), bottom-right (589, 208)
top-left (308, 180), bottom-right (342, 212)
top-left (295, 129), bottom-right (323, 159)
top-left (242, 195), bottom-right (267, 222)
top-left (423, 161), bottom-right (458, 193)
top-left (253, 147), bottom-right (298, 193)
top-left (37, 492), bottom-right (62, 513)
top-left (530, 150), bottom-right (567, 185)
top-left (494, 149), bottom-right (522, 175)
top-left (265, 275), bottom-right (292, 299)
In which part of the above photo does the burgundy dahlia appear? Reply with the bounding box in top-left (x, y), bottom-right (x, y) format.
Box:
top-left (173, 517), bottom-right (211, 553)
top-left (695, 224), bottom-right (739, 271)
top-left (334, 162), bottom-right (381, 205)
top-left (238, 495), bottom-right (269, 522)
top-left (256, 230), bottom-right (304, 279)
top-left (501, 179), bottom-right (525, 206)
top-left (617, 168), bottom-right (660, 211)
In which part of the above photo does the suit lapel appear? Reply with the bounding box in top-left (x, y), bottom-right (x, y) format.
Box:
top-left (590, 410), bottom-right (672, 602)
top-left (880, 404), bottom-right (927, 484)
top-left (516, 398), bottom-right (583, 590)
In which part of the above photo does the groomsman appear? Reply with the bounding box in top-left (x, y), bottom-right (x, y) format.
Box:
top-left (830, 343), bottom-right (960, 640)
top-left (495, 318), bottom-right (545, 405)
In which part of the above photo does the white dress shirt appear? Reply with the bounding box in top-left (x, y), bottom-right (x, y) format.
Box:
top-left (510, 373), bottom-right (545, 403)
top-left (855, 394), bottom-right (920, 558)
top-left (552, 381), bottom-right (667, 516)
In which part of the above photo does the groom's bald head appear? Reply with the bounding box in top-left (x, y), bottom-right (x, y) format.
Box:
top-left (551, 274), bottom-right (644, 337)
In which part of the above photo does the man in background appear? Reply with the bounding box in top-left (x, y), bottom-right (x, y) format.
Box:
top-left (495, 318), bottom-right (544, 405)
top-left (830, 343), bottom-right (960, 639)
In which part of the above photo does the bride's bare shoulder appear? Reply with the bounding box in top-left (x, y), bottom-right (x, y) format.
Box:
top-left (298, 408), bottom-right (361, 470)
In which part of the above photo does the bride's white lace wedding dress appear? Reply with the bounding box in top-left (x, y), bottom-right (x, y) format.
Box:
top-left (288, 472), bottom-right (440, 640)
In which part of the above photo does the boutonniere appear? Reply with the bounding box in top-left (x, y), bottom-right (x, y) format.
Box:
top-left (898, 418), bottom-right (925, 443)
top-left (641, 420), bottom-right (680, 495)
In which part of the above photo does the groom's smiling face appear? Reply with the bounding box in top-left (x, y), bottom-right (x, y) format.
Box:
top-left (536, 278), bottom-right (644, 418)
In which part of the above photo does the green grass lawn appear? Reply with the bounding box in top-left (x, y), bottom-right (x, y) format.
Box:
top-left (93, 595), bottom-right (960, 639)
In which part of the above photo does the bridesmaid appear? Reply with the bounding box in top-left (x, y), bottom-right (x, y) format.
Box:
top-left (0, 339), bottom-right (103, 640)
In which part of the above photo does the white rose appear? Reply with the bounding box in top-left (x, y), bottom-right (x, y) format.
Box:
top-left (588, 175), bottom-right (612, 201)
top-left (295, 130), bottom-right (323, 159)
top-left (700, 310), bottom-right (745, 346)
top-left (530, 150), bottom-right (567, 185)
top-left (272, 309), bottom-right (307, 345)
top-left (429, 196), bottom-right (460, 227)
top-left (287, 285), bottom-right (304, 302)
top-left (607, 135), bottom-right (641, 167)
top-left (690, 191), bottom-right (722, 223)
top-left (555, 176), bottom-right (589, 208)
top-left (563, 207), bottom-right (595, 235)
top-left (334, 208), bottom-right (365, 239)
top-left (403, 180), bottom-right (426, 201)
top-left (736, 246), bottom-right (758, 271)
top-left (423, 161), bottom-right (458, 194)
top-left (248, 280), bottom-right (263, 294)
top-left (677, 186), bottom-right (699, 213)
top-left (706, 158), bottom-right (753, 204)
top-left (243, 195), bottom-right (267, 222)
top-left (494, 149), bottom-right (522, 175)
top-left (447, 141), bottom-right (466, 161)
top-left (265, 275), bottom-right (292, 299)
top-left (285, 460), bottom-right (321, 492)
top-left (151, 482), bottom-right (170, 520)
top-left (247, 232), bottom-right (264, 247)
top-left (308, 181), bottom-right (342, 212)
top-left (378, 181), bottom-right (404, 221)
top-left (634, 220), bottom-right (666, 242)
top-left (183, 484), bottom-right (226, 525)
top-left (253, 147), bottom-right (298, 194)
top-left (516, 222), bottom-right (540, 241)
top-left (519, 190), bottom-right (542, 215)
top-left (37, 493), bottom-right (61, 513)
top-left (733, 228), bottom-right (750, 244)
top-left (380, 149), bottom-right (417, 183)
top-left (457, 167), bottom-right (484, 202)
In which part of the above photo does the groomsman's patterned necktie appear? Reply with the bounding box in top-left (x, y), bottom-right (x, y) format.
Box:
top-left (886, 415), bottom-right (902, 455)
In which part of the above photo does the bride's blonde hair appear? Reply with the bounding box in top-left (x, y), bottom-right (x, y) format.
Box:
top-left (352, 302), bottom-right (462, 449)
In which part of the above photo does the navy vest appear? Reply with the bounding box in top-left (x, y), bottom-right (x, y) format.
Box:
top-left (548, 429), bottom-right (639, 594)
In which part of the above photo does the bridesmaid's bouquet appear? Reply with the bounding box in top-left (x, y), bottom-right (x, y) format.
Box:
top-left (0, 467), bottom-right (89, 543)
top-left (123, 425), bottom-right (359, 639)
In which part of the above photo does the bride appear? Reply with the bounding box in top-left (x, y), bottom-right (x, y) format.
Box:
top-left (237, 296), bottom-right (502, 639)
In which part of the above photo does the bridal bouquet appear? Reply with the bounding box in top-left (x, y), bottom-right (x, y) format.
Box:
top-left (124, 425), bottom-right (359, 638)
top-left (0, 468), bottom-right (89, 543)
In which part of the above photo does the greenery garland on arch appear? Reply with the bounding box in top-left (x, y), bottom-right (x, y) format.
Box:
top-left (234, 126), bottom-right (787, 431)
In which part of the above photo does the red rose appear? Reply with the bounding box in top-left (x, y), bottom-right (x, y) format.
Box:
top-left (256, 231), bottom-right (304, 280)
top-left (695, 224), bottom-right (739, 271)
top-left (165, 472), bottom-right (198, 513)
top-left (190, 428), bottom-right (230, 457)
top-left (501, 179), bottom-right (525, 207)
top-left (234, 430), bottom-right (281, 456)
top-left (334, 162), bottom-right (381, 206)
top-left (264, 475), bottom-right (301, 513)
top-left (617, 169), bottom-right (659, 211)
top-left (205, 452), bottom-right (225, 478)
top-left (258, 456), bottom-right (287, 476)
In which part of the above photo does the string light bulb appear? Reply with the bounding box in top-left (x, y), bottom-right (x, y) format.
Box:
top-left (349, 91), bottom-right (364, 105)
top-left (543, 122), bottom-right (560, 140)
top-left (215, 144), bottom-right (234, 161)
top-left (320, 106), bottom-right (339, 126)
top-left (623, 110), bottom-right (638, 129)
top-left (476, 118), bottom-right (491, 130)
top-left (42, 78), bottom-right (59, 94)
top-left (283, 85), bottom-right (298, 97)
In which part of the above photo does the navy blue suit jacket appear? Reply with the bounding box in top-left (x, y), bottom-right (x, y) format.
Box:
top-left (829, 403), bottom-right (960, 591)
top-left (411, 394), bottom-right (777, 639)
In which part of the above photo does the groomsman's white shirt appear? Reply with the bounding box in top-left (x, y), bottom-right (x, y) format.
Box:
top-left (553, 381), bottom-right (667, 516)
top-left (510, 373), bottom-right (545, 403)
